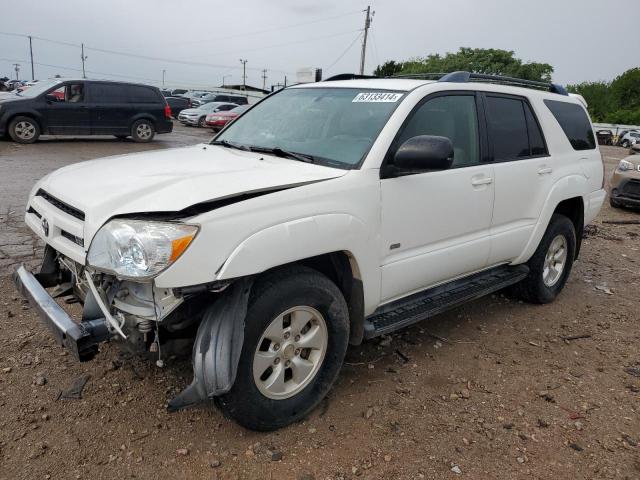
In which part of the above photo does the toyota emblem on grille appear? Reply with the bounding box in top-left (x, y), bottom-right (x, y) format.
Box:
top-left (41, 218), bottom-right (49, 237)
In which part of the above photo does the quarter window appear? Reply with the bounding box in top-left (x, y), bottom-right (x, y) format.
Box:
top-left (523, 103), bottom-right (547, 156)
top-left (127, 86), bottom-right (161, 103)
top-left (395, 95), bottom-right (480, 167)
top-left (544, 99), bottom-right (596, 150)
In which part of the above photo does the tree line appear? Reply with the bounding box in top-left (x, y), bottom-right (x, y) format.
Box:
top-left (374, 48), bottom-right (639, 124)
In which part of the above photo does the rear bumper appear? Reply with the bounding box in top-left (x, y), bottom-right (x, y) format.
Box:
top-left (12, 265), bottom-right (109, 362)
top-left (156, 120), bottom-right (173, 134)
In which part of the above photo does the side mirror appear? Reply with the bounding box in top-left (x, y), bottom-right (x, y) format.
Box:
top-left (45, 94), bottom-right (58, 103)
top-left (393, 135), bottom-right (454, 172)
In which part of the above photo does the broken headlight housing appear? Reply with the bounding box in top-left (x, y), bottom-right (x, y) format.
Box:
top-left (87, 220), bottom-right (198, 279)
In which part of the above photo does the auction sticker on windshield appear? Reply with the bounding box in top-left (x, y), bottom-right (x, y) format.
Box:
top-left (352, 92), bottom-right (402, 103)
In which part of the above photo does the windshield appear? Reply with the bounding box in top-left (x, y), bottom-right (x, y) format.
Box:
top-left (198, 102), bottom-right (224, 111)
top-left (15, 79), bottom-right (63, 98)
top-left (214, 87), bottom-right (404, 168)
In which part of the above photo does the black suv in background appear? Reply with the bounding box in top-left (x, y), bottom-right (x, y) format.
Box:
top-left (0, 79), bottom-right (173, 143)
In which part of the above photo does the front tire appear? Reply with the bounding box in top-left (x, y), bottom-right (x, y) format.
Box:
top-left (621, 140), bottom-right (630, 148)
top-left (513, 214), bottom-right (576, 304)
top-left (9, 116), bottom-right (40, 144)
top-left (131, 119), bottom-right (155, 143)
top-left (198, 116), bottom-right (207, 127)
top-left (216, 266), bottom-right (349, 431)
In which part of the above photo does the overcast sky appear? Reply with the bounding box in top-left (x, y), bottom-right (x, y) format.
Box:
top-left (0, 0), bottom-right (636, 89)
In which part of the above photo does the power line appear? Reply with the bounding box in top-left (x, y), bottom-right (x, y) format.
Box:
top-left (325, 32), bottom-right (363, 72)
top-left (157, 9), bottom-right (363, 49)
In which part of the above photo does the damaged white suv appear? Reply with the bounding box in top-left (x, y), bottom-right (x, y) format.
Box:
top-left (14, 72), bottom-right (605, 431)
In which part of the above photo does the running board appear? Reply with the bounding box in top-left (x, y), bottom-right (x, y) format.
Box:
top-left (364, 265), bottom-right (529, 339)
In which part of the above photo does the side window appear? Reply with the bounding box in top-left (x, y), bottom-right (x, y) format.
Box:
top-left (523, 103), bottom-right (547, 156)
top-left (544, 99), bottom-right (596, 150)
top-left (127, 86), bottom-right (161, 103)
top-left (49, 84), bottom-right (85, 103)
top-left (91, 83), bottom-right (128, 103)
top-left (395, 95), bottom-right (480, 167)
top-left (218, 104), bottom-right (235, 111)
top-left (485, 96), bottom-right (530, 161)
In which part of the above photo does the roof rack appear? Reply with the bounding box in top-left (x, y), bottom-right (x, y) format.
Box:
top-left (389, 71), bottom-right (568, 95)
top-left (324, 73), bottom-right (378, 81)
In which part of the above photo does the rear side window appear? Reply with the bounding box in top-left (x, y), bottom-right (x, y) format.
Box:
top-left (91, 83), bottom-right (128, 103)
top-left (127, 86), bottom-right (161, 103)
top-left (486, 96), bottom-right (530, 161)
top-left (544, 100), bottom-right (595, 150)
top-left (486, 96), bottom-right (548, 160)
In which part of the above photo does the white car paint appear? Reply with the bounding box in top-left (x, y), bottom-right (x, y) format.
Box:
top-left (25, 78), bottom-right (606, 318)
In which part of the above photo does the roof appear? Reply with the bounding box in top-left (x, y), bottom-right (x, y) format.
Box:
top-left (292, 78), bottom-right (434, 92)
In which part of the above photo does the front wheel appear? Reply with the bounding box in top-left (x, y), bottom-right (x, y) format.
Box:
top-left (131, 119), bottom-right (155, 143)
top-left (198, 116), bottom-right (207, 127)
top-left (512, 214), bottom-right (576, 304)
top-left (9, 116), bottom-right (40, 144)
top-left (216, 266), bottom-right (349, 431)
top-left (621, 140), bottom-right (630, 148)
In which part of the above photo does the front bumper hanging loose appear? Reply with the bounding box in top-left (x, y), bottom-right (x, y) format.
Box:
top-left (13, 265), bottom-right (110, 362)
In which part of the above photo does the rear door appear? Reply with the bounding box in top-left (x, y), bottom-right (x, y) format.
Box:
top-left (88, 82), bottom-right (132, 135)
top-left (484, 93), bottom-right (554, 264)
top-left (44, 82), bottom-right (90, 135)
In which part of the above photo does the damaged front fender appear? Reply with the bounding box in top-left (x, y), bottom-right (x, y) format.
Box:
top-left (167, 277), bottom-right (253, 411)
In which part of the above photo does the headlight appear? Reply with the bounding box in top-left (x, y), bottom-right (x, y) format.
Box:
top-left (87, 220), bottom-right (198, 279)
top-left (618, 159), bottom-right (635, 171)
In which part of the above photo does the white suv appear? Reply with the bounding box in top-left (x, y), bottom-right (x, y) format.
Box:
top-left (14, 72), bottom-right (606, 431)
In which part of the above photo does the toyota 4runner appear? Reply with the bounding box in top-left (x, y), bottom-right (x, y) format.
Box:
top-left (13, 72), bottom-right (606, 431)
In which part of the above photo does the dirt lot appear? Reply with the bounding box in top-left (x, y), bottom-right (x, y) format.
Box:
top-left (0, 136), bottom-right (638, 479)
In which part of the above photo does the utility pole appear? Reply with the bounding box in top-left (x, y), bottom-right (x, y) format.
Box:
top-left (222, 75), bottom-right (231, 87)
top-left (81, 43), bottom-right (87, 79)
top-left (162, 69), bottom-right (166, 88)
top-left (261, 69), bottom-right (267, 91)
top-left (359, 6), bottom-right (373, 75)
top-left (13, 63), bottom-right (20, 80)
top-left (28, 36), bottom-right (35, 80)
top-left (239, 59), bottom-right (248, 90)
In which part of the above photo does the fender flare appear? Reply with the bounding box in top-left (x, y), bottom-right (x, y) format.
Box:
top-left (512, 174), bottom-right (587, 265)
top-left (216, 213), bottom-right (379, 315)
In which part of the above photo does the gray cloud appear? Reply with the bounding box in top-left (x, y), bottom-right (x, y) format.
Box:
top-left (0, 0), bottom-right (636, 88)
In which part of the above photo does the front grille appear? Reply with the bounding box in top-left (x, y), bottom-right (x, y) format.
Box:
top-left (36, 189), bottom-right (85, 221)
top-left (622, 180), bottom-right (640, 198)
top-left (61, 230), bottom-right (84, 247)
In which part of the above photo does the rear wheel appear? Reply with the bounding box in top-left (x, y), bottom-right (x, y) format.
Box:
top-left (621, 140), bottom-right (630, 148)
top-left (216, 266), bottom-right (349, 431)
top-left (131, 119), bottom-right (155, 143)
top-left (513, 214), bottom-right (576, 304)
top-left (198, 116), bottom-right (206, 127)
top-left (9, 116), bottom-right (40, 144)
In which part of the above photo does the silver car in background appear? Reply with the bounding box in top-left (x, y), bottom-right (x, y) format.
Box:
top-left (177, 102), bottom-right (239, 127)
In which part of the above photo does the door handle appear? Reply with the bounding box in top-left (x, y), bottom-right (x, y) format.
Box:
top-left (471, 177), bottom-right (493, 186)
top-left (537, 167), bottom-right (553, 175)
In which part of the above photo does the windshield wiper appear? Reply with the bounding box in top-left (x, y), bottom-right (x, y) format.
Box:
top-left (249, 146), bottom-right (315, 163)
top-left (211, 139), bottom-right (250, 151)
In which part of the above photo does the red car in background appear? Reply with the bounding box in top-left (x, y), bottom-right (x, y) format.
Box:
top-left (205, 104), bottom-right (249, 131)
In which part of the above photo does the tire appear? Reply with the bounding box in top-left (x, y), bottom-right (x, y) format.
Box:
top-left (512, 214), bottom-right (576, 304)
top-left (609, 197), bottom-right (623, 209)
top-left (216, 266), bottom-right (349, 431)
top-left (130, 119), bottom-right (155, 143)
top-left (8, 116), bottom-right (40, 144)
top-left (621, 140), bottom-right (629, 148)
top-left (198, 116), bottom-right (206, 128)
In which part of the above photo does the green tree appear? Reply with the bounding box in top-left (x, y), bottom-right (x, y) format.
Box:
top-left (373, 60), bottom-right (404, 77)
top-left (566, 81), bottom-right (611, 122)
top-left (386, 48), bottom-right (553, 82)
top-left (609, 68), bottom-right (640, 110)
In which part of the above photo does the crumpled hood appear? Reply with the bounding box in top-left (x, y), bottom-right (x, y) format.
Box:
top-left (36, 144), bottom-right (348, 239)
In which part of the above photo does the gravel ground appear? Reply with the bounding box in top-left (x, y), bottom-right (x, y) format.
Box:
top-left (0, 135), bottom-right (638, 480)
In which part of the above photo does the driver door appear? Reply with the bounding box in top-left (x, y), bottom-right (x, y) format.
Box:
top-left (379, 92), bottom-right (495, 303)
top-left (44, 82), bottom-right (90, 135)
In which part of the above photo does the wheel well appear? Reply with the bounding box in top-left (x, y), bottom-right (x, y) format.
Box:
top-left (7, 113), bottom-right (42, 132)
top-left (265, 252), bottom-right (365, 345)
top-left (554, 197), bottom-right (584, 258)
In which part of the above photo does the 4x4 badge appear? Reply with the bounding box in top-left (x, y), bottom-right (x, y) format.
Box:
top-left (41, 218), bottom-right (49, 237)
